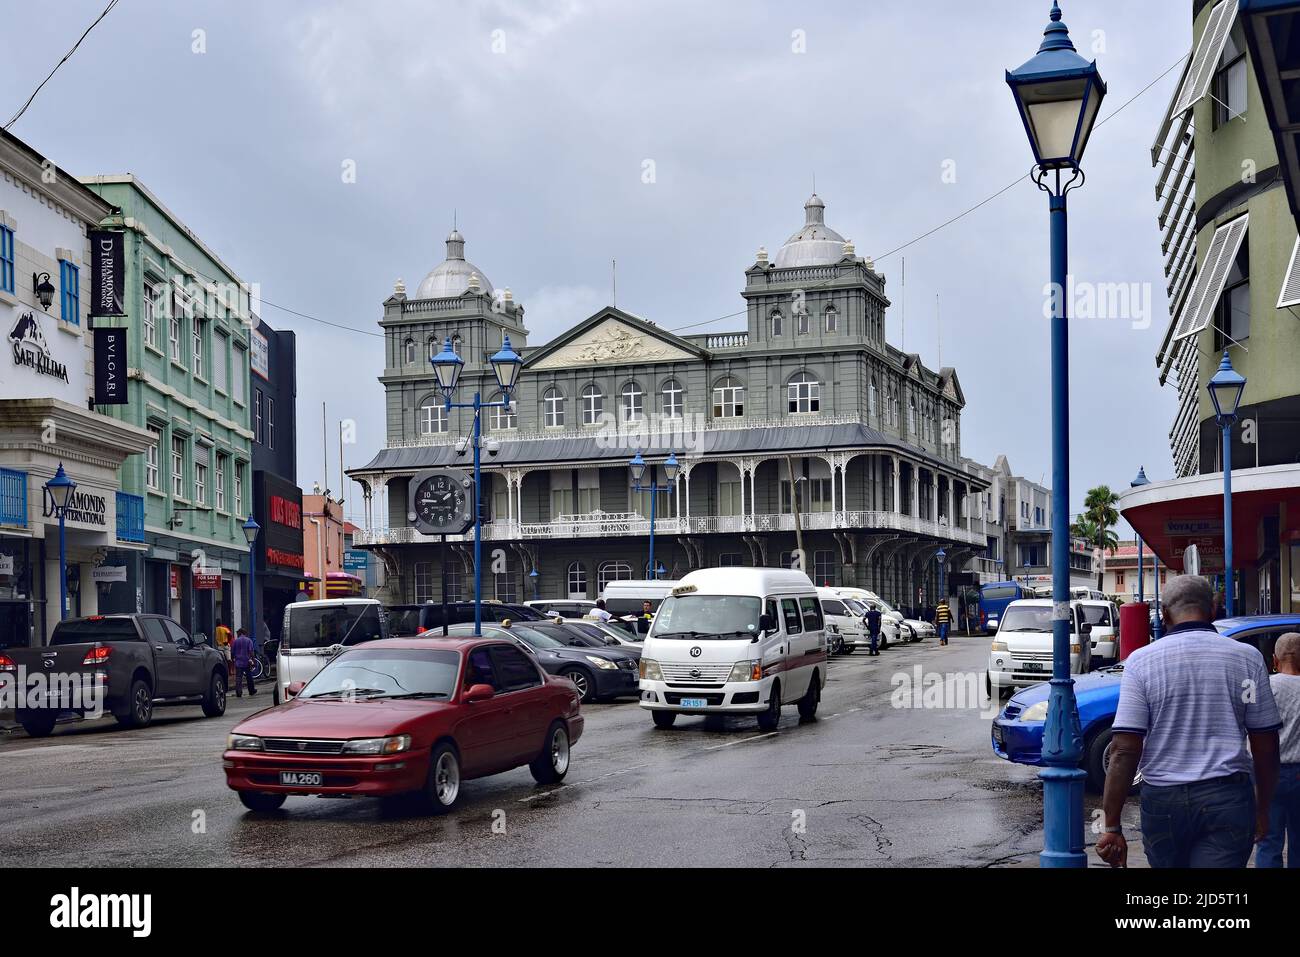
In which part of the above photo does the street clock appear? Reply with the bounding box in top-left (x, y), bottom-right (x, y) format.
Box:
top-left (408, 469), bottom-right (474, 535)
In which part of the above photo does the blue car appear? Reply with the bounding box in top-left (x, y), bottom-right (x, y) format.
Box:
top-left (991, 614), bottom-right (1300, 791)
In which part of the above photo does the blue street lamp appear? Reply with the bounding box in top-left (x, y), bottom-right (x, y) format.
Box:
top-left (630, 451), bottom-right (679, 580)
top-left (529, 567), bottom-right (539, 599)
top-left (433, 335), bottom-right (523, 636)
top-left (1007, 1), bottom-right (1105, 869)
top-left (1208, 351), bottom-right (1246, 617)
top-left (1130, 467), bottom-right (1150, 604)
top-left (45, 463), bottom-right (77, 621)
top-left (242, 516), bottom-right (260, 648)
top-left (935, 546), bottom-right (947, 602)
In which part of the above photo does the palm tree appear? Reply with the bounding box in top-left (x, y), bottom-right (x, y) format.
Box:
top-left (1073, 485), bottom-right (1122, 591)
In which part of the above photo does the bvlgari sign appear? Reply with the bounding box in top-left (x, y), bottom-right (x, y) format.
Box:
top-left (8, 311), bottom-right (69, 383)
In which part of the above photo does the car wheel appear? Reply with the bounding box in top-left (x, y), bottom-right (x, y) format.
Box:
top-left (841, 642), bottom-right (856, 656)
top-left (1085, 726), bottom-right (1142, 795)
top-left (272, 682), bottom-right (281, 706)
top-left (797, 673), bottom-right (821, 719)
top-left (238, 791), bottom-right (286, 813)
top-left (879, 633), bottom-right (889, 651)
top-left (529, 721), bottom-right (571, 784)
top-left (560, 667), bottom-right (595, 704)
top-left (115, 679), bottom-right (153, 729)
top-left (652, 710), bottom-right (677, 730)
top-left (757, 682), bottom-right (782, 731)
top-left (202, 669), bottom-right (227, 717)
top-left (19, 712), bottom-right (56, 738)
top-left (423, 742), bottom-right (461, 814)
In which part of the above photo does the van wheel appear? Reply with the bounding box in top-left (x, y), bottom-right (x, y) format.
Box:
top-left (757, 682), bottom-right (782, 731)
top-left (19, 712), bottom-right (56, 738)
top-left (202, 670), bottom-right (227, 717)
top-left (530, 721), bottom-right (571, 784)
top-left (115, 679), bottom-right (153, 729)
top-left (652, 710), bottom-right (676, 730)
top-left (797, 674), bottom-right (820, 719)
top-left (238, 791), bottom-right (286, 813)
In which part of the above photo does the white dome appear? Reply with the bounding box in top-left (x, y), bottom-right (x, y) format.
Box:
top-left (415, 229), bottom-right (495, 299)
top-left (773, 194), bottom-right (848, 268)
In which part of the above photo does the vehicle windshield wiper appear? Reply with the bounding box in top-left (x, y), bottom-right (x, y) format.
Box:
top-left (302, 687), bottom-right (386, 699)
top-left (378, 691), bottom-right (449, 699)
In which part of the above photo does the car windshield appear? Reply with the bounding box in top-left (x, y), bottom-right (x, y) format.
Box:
top-left (384, 607), bottom-right (422, 636)
top-left (843, 599), bottom-right (869, 616)
top-left (982, 585), bottom-right (1019, 601)
top-left (531, 623), bottom-right (601, 647)
top-left (51, 619), bottom-right (141, 644)
top-left (1080, 604), bottom-right (1113, 626)
top-left (565, 622), bottom-right (623, 646)
top-left (299, 648), bottom-right (460, 699)
top-left (998, 605), bottom-right (1052, 633)
top-left (448, 623), bottom-right (566, 650)
top-left (285, 604), bottom-right (385, 650)
top-left (650, 594), bottom-right (762, 639)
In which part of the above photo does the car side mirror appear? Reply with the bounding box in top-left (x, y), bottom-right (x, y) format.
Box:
top-left (286, 681), bottom-right (307, 698)
top-left (759, 613), bottom-right (776, 635)
top-left (464, 683), bottom-right (495, 704)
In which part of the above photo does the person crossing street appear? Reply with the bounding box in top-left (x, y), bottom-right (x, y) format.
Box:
top-left (936, 599), bottom-right (952, 646)
top-left (865, 603), bottom-right (882, 656)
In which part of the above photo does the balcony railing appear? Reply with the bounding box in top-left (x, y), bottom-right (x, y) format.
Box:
top-left (116, 491), bottom-right (145, 543)
top-left (354, 509), bottom-right (987, 548)
top-left (0, 468), bottom-right (27, 528)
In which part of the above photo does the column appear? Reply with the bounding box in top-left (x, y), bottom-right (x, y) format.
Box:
top-left (892, 456), bottom-right (901, 516)
top-left (910, 463), bottom-right (919, 519)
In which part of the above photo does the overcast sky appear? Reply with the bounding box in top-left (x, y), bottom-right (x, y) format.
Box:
top-left (2, 0), bottom-right (1190, 529)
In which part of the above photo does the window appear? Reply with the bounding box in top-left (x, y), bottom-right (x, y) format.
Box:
top-left (581, 384), bottom-right (603, 425)
top-left (213, 332), bottom-right (228, 391)
top-left (543, 387), bottom-right (565, 428)
top-left (718, 553), bottom-right (744, 567)
top-left (489, 392), bottom-right (516, 430)
top-left (169, 310), bottom-right (182, 363)
top-left (620, 382), bottom-right (643, 423)
top-left (404, 338), bottom-right (416, 364)
top-left (494, 565), bottom-right (517, 603)
top-left (781, 598), bottom-right (803, 634)
top-left (192, 318), bottom-right (204, 376)
top-left (909, 397), bottom-right (917, 436)
top-left (234, 463), bottom-right (244, 515)
top-left (712, 377), bottom-right (744, 418)
top-left (232, 347), bottom-right (246, 404)
top-left (491, 645), bottom-right (542, 691)
top-left (1020, 544), bottom-right (1044, 567)
top-left (59, 260), bottom-right (79, 324)
top-left (413, 562), bottom-right (434, 604)
top-left (567, 562), bottom-right (588, 598)
top-left (796, 309), bottom-right (809, 336)
top-left (661, 379), bottom-right (683, 419)
top-left (266, 396), bottom-right (275, 450)
top-left (598, 560), bottom-right (633, 593)
top-left (770, 311), bottom-right (783, 337)
top-left (799, 596), bottom-right (823, 631)
top-left (445, 565), bottom-right (463, 601)
top-left (145, 427), bottom-right (161, 491)
top-left (427, 339), bottom-right (440, 362)
top-left (0, 225), bottom-right (12, 294)
top-left (813, 550), bottom-right (837, 586)
top-left (171, 436), bottom-right (186, 498)
top-left (1214, 237), bottom-right (1250, 350)
top-left (788, 373), bottom-right (820, 414)
top-left (824, 305), bottom-right (837, 333)
top-left (719, 477), bottom-right (742, 516)
top-left (1214, 26), bottom-right (1248, 127)
top-left (1115, 570), bottom-right (1126, 588)
top-left (195, 461), bottom-right (207, 506)
top-left (576, 468), bottom-right (600, 513)
top-left (254, 390), bottom-right (264, 444)
top-left (419, 400), bottom-right (447, 435)
top-left (215, 453), bottom-right (227, 511)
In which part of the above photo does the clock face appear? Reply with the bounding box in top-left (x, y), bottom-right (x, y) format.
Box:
top-left (414, 473), bottom-right (468, 532)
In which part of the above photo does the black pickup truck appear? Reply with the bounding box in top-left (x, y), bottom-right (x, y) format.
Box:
top-left (5, 614), bottom-right (228, 737)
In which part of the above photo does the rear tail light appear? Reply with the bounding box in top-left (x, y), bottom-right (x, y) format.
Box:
top-left (82, 646), bottom-right (112, 666)
top-left (0, 654), bottom-right (16, 673)
top-left (416, 626), bottom-right (427, 634)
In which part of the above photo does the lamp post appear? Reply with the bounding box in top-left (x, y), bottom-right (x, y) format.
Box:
top-left (45, 463), bottom-right (77, 621)
top-left (936, 546), bottom-right (947, 604)
top-left (1006, 1), bottom-right (1106, 869)
top-left (242, 516), bottom-right (260, 647)
top-left (1208, 351), bottom-right (1246, 617)
top-left (1130, 467), bottom-right (1150, 604)
top-left (529, 567), bottom-right (539, 600)
top-left (432, 335), bottom-right (523, 636)
top-left (630, 451), bottom-right (679, 581)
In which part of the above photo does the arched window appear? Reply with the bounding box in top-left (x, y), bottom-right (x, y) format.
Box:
top-left (869, 378), bottom-right (878, 421)
top-left (427, 338), bottom-right (440, 362)
top-left (770, 311), bottom-right (783, 337)
top-left (712, 376), bottom-right (744, 418)
top-left (824, 305), bottom-right (838, 333)
top-left (797, 308), bottom-right (809, 336)
top-left (418, 398), bottom-right (448, 435)
top-left (660, 379), bottom-right (684, 419)
top-left (787, 372), bottom-right (820, 414)
top-left (567, 562), bottom-right (588, 599)
top-left (489, 392), bottom-right (516, 430)
top-left (909, 396), bottom-right (917, 437)
top-left (598, 560), bottom-right (633, 594)
top-left (494, 558), bottom-right (517, 603)
top-left (404, 338), bottom-right (416, 364)
top-left (581, 384), bottom-right (603, 425)
top-left (543, 387), bottom-right (565, 428)
top-left (620, 381), bottom-right (643, 423)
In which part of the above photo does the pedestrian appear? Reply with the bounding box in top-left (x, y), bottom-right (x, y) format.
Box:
top-left (865, 603), bottom-right (882, 656)
top-left (1259, 632), bottom-right (1300, 868)
top-left (637, 600), bottom-right (655, 636)
top-left (1096, 575), bottom-right (1281, 869)
top-left (231, 626), bottom-right (257, 698)
top-left (590, 599), bottom-right (613, 623)
top-left (215, 618), bottom-right (234, 679)
top-left (1212, 589), bottom-right (1228, 621)
top-left (936, 599), bottom-right (952, 646)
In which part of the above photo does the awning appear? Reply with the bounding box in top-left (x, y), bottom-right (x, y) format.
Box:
top-left (1240, 0), bottom-right (1300, 235)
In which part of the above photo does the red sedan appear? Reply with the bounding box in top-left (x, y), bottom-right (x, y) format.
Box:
top-left (223, 637), bottom-right (583, 813)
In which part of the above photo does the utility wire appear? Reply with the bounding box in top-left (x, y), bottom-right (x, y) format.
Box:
top-left (4, 0), bottom-right (121, 131)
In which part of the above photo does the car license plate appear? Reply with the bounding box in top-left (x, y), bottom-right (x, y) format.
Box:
top-left (1022, 661), bottom-right (1043, 672)
top-left (279, 771), bottom-right (323, 787)
top-left (992, 725), bottom-right (1004, 745)
top-left (680, 697), bottom-right (708, 708)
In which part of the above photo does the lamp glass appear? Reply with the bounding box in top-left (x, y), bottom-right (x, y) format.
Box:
top-left (490, 335), bottom-right (523, 394)
top-left (629, 452), bottom-right (647, 484)
top-left (242, 515), bottom-right (261, 545)
top-left (430, 337), bottom-right (464, 394)
top-left (662, 453), bottom-right (680, 483)
top-left (46, 464), bottom-right (76, 510)
top-left (1208, 352), bottom-right (1246, 420)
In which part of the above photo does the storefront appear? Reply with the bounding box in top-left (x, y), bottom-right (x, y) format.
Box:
top-left (253, 471), bottom-right (305, 642)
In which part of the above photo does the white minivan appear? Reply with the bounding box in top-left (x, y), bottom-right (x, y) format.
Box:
top-left (639, 568), bottom-right (828, 730)
top-left (1079, 599), bottom-right (1120, 664)
top-left (273, 598), bottom-right (387, 704)
top-left (986, 598), bottom-right (1094, 698)
top-left (834, 587), bottom-right (903, 648)
top-left (818, 586), bottom-right (866, 654)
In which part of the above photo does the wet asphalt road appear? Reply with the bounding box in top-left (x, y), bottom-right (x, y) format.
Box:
top-left (1, 636), bottom-right (1113, 867)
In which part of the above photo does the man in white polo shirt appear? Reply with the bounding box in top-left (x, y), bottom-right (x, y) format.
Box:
top-left (1259, 632), bottom-right (1300, 867)
top-left (1097, 575), bottom-right (1281, 868)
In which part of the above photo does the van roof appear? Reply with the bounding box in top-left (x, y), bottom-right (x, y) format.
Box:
top-left (601, 579), bottom-right (680, 596)
top-left (677, 567), bottom-right (814, 595)
top-left (1007, 598), bottom-right (1084, 608)
top-left (287, 598), bottom-right (381, 610)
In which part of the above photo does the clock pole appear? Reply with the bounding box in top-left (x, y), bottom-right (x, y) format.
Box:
top-left (440, 533), bottom-right (449, 637)
top-left (472, 391), bottom-right (484, 637)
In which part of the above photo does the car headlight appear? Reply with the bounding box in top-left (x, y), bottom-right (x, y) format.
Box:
top-left (342, 734), bottom-right (411, 755)
top-left (990, 641), bottom-right (1008, 652)
top-left (227, 733), bottom-right (263, 751)
top-left (640, 658), bottom-right (662, 680)
top-left (728, 659), bottom-right (763, 682)
top-left (585, 655), bottom-right (619, 670)
top-left (1020, 701), bottom-right (1049, 723)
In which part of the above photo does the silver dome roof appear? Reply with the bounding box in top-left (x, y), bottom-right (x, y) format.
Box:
top-left (415, 229), bottom-right (494, 299)
top-left (773, 194), bottom-right (848, 268)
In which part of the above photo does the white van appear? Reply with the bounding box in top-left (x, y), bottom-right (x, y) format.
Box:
top-left (600, 579), bottom-right (680, 634)
top-left (986, 598), bottom-right (1094, 698)
top-left (834, 587), bottom-right (903, 648)
top-left (1079, 599), bottom-right (1120, 663)
top-left (817, 586), bottom-right (865, 654)
top-left (273, 598), bottom-right (387, 704)
top-left (639, 568), bottom-right (827, 730)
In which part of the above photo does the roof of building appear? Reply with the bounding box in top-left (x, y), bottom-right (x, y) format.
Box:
top-left (415, 228), bottom-right (495, 299)
top-left (773, 194), bottom-right (850, 268)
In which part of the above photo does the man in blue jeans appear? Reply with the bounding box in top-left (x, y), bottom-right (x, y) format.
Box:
top-left (1096, 575), bottom-right (1281, 868)
top-left (1259, 633), bottom-right (1300, 867)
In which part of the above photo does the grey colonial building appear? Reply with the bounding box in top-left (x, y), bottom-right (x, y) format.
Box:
top-left (350, 195), bottom-right (991, 608)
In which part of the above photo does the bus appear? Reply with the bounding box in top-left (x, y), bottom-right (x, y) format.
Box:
top-left (977, 581), bottom-right (1036, 634)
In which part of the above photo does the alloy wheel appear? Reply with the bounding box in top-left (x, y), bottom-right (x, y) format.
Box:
top-left (550, 727), bottom-right (570, 775)
top-left (434, 750), bottom-right (461, 806)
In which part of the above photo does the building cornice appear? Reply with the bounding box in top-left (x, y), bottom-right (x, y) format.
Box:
top-left (0, 130), bottom-right (116, 226)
